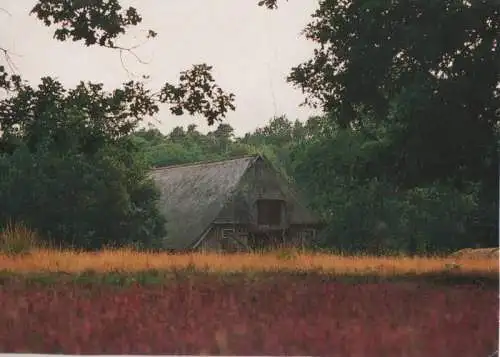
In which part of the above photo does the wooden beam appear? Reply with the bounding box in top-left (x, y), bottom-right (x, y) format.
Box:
top-left (191, 226), bottom-right (213, 250)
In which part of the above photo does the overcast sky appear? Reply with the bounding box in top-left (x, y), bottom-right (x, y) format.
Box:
top-left (0, 0), bottom-right (322, 136)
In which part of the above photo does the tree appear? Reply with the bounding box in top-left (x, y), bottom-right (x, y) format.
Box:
top-left (289, 121), bottom-right (480, 255)
top-left (0, 0), bottom-right (245, 249)
top-left (0, 102), bottom-right (166, 250)
top-left (207, 123), bottom-right (235, 154)
top-left (1, 1), bottom-right (236, 123)
top-left (284, 0), bottom-right (499, 245)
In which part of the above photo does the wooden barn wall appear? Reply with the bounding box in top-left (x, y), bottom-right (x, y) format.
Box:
top-left (214, 160), bottom-right (287, 225)
top-left (197, 225), bottom-right (251, 253)
top-left (255, 159), bottom-right (320, 225)
top-left (196, 224), bottom-right (318, 252)
top-left (197, 227), bottom-right (221, 251)
top-left (214, 158), bottom-right (319, 227)
top-left (204, 158), bottom-right (322, 252)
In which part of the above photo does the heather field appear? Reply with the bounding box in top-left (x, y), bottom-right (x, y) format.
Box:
top-left (0, 250), bottom-right (498, 356)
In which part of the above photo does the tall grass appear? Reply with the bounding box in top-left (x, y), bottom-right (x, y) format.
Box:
top-left (0, 247), bottom-right (497, 275)
top-left (0, 222), bottom-right (41, 256)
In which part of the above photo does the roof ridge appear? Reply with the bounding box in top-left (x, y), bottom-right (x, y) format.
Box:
top-left (151, 154), bottom-right (261, 171)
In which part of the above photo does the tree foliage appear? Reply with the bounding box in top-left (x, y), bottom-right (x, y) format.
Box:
top-left (2, 1), bottom-right (236, 124)
top-left (0, 78), bottom-right (167, 249)
top-left (289, 124), bottom-right (481, 254)
top-left (0, 0), bottom-right (236, 249)
top-left (0, 0), bottom-right (497, 253)
top-left (31, 0), bottom-right (147, 47)
top-left (285, 0), bottom-right (499, 246)
top-left (135, 113), bottom-right (487, 254)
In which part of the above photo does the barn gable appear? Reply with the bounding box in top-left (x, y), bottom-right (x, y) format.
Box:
top-left (150, 156), bottom-right (257, 249)
top-left (149, 155), bottom-right (322, 250)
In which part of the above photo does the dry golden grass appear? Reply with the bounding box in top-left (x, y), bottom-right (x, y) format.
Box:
top-left (0, 248), bottom-right (497, 276)
top-left (449, 247), bottom-right (499, 260)
top-left (0, 222), bottom-right (42, 256)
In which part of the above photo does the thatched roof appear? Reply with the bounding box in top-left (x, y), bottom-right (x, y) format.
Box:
top-left (150, 155), bottom-right (259, 250)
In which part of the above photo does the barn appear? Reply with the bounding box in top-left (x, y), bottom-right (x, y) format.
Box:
top-left (150, 154), bottom-right (323, 252)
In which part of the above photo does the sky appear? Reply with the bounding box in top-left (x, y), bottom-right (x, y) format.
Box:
top-left (0, 0), bottom-right (323, 136)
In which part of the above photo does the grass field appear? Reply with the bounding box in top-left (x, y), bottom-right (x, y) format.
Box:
top-left (0, 248), bottom-right (497, 275)
top-left (0, 249), bottom-right (498, 356)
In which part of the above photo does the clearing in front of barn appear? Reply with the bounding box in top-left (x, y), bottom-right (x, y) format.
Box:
top-left (0, 250), bottom-right (498, 356)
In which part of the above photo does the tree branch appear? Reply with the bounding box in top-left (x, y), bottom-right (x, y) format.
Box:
top-left (0, 47), bottom-right (19, 74)
top-left (0, 7), bottom-right (12, 16)
top-left (1, 6), bottom-right (21, 92)
top-left (104, 42), bottom-right (151, 78)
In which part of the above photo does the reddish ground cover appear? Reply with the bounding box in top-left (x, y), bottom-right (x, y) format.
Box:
top-left (0, 275), bottom-right (497, 356)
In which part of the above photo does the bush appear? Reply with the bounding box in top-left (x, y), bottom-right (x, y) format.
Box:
top-left (0, 139), bottom-right (166, 251)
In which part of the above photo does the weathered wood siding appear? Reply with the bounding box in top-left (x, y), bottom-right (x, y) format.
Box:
top-left (197, 224), bottom-right (318, 252)
top-left (197, 227), bottom-right (221, 251)
top-left (197, 156), bottom-right (322, 252)
top-left (197, 225), bottom-right (250, 253)
top-left (216, 158), bottom-right (318, 227)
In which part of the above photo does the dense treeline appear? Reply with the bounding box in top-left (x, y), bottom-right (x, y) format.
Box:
top-left (132, 114), bottom-right (498, 255)
top-left (1, 0), bottom-right (498, 254)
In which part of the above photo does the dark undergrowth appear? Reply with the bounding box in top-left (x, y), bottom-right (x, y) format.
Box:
top-left (0, 269), bottom-right (497, 289)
